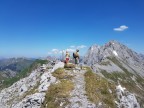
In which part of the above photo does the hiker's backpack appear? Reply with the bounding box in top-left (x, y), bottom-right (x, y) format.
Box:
top-left (73, 52), bottom-right (77, 58)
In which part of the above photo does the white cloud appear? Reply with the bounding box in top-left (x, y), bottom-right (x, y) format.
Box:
top-left (48, 49), bottom-right (75, 55)
top-left (59, 51), bottom-right (63, 54)
top-left (66, 48), bottom-right (75, 52)
top-left (51, 49), bottom-right (59, 54)
top-left (70, 45), bottom-right (75, 48)
top-left (52, 49), bottom-right (59, 52)
top-left (70, 45), bottom-right (87, 49)
top-left (48, 52), bottom-right (52, 54)
top-left (113, 25), bottom-right (128, 31)
top-left (48, 44), bottom-right (87, 55)
top-left (77, 45), bottom-right (87, 49)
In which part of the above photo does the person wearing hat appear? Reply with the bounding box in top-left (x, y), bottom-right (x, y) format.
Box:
top-left (65, 51), bottom-right (70, 64)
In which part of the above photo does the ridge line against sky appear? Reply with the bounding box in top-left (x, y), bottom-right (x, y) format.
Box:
top-left (0, 0), bottom-right (144, 57)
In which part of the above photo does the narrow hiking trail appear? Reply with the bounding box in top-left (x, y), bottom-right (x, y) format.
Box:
top-left (66, 68), bottom-right (96, 108)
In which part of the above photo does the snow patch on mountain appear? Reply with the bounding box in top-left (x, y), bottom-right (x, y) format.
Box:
top-left (117, 84), bottom-right (126, 93)
top-left (113, 50), bottom-right (118, 56)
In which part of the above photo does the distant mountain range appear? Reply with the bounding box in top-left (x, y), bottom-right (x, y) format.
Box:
top-left (0, 58), bottom-right (34, 79)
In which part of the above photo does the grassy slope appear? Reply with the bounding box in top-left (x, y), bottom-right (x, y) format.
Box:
top-left (42, 68), bottom-right (74, 108)
top-left (0, 73), bottom-right (4, 80)
top-left (84, 67), bottom-right (116, 108)
top-left (101, 57), bottom-right (144, 106)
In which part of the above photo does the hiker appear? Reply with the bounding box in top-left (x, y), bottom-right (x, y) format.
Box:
top-left (65, 51), bottom-right (70, 64)
top-left (73, 49), bottom-right (80, 65)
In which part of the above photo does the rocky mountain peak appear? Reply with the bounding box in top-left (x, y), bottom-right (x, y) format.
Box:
top-left (90, 44), bottom-right (100, 49)
top-left (83, 40), bottom-right (144, 76)
top-left (106, 40), bottom-right (121, 46)
top-left (104, 40), bottom-right (127, 53)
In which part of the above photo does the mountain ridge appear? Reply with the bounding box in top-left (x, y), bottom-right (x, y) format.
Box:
top-left (0, 40), bottom-right (144, 108)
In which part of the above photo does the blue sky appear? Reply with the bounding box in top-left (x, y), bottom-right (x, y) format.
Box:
top-left (0, 0), bottom-right (144, 57)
